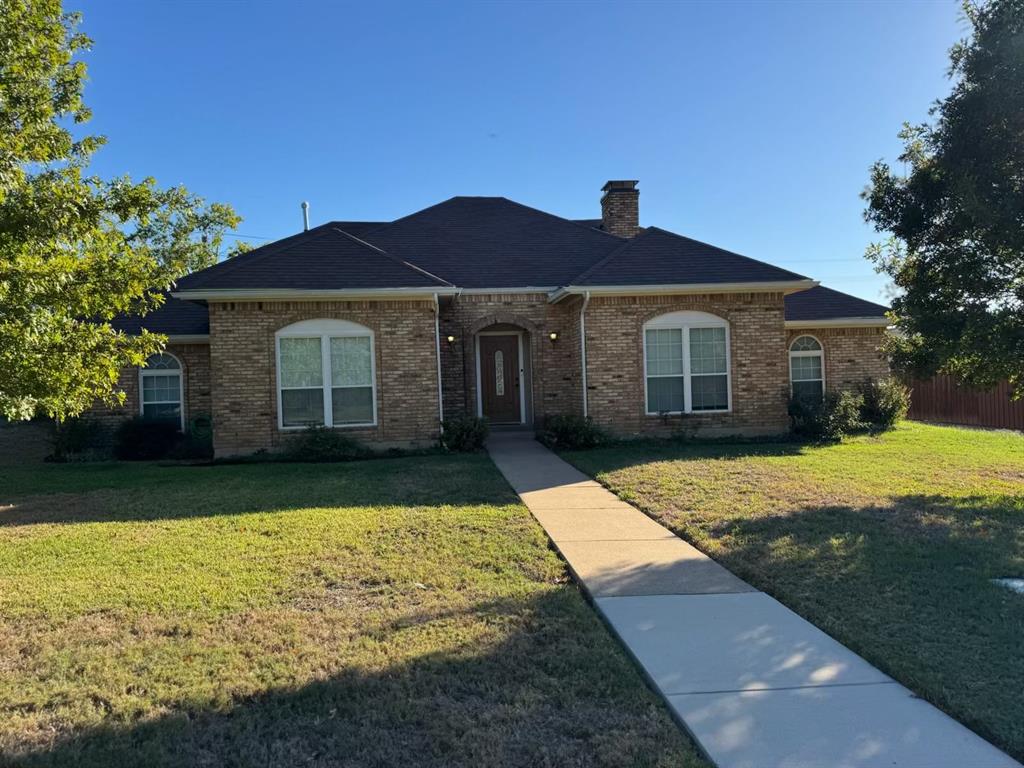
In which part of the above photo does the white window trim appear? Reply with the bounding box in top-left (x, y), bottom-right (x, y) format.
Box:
top-left (139, 352), bottom-right (185, 431)
top-left (474, 330), bottom-right (527, 425)
top-left (789, 334), bottom-right (825, 396)
top-left (275, 319), bottom-right (378, 431)
top-left (642, 311), bottom-right (732, 415)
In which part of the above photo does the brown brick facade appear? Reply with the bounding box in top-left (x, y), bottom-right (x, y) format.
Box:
top-left (86, 342), bottom-right (212, 432)
top-left (87, 296), bottom-right (890, 456)
top-left (584, 292), bottom-right (792, 437)
top-left (786, 327), bottom-right (889, 391)
top-left (437, 293), bottom-right (583, 424)
top-left (207, 299), bottom-right (440, 457)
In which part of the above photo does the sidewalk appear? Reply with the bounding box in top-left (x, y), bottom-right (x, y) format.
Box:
top-left (487, 431), bottom-right (1021, 768)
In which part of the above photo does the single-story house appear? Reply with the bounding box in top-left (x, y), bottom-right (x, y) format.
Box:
top-left (98, 180), bottom-right (890, 457)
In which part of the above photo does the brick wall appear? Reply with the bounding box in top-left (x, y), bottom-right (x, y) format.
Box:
top-left (584, 292), bottom-right (791, 437)
top-left (437, 293), bottom-right (583, 424)
top-left (85, 342), bottom-right (212, 432)
top-left (785, 327), bottom-right (889, 390)
top-left (207, 299), bottom-right (440, 457)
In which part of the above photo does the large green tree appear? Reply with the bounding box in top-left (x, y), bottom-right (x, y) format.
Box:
top-left (863, 0), bottom-right (1024, 394)
top-left (0, 0), bottom-right (239, 421)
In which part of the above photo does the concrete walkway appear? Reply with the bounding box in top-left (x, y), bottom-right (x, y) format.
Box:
top-left (487, 431), bottom-right (1021, 768)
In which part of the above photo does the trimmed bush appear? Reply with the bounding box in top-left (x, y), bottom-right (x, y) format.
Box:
top-left (48, 418), bottom-right (108, 461)
top-left (788, 390), bottom-right (865, 442)
top-left (858, 377), bottom-right (910, 431)
top-left (167, 414), bottom-right (214, 460)
top-left (285, 426), bottom-right (371, 462)
top-left (113, 417), bottom-right (182, 460)
top-left (538, 414), bottom-right (608, 450)
top-left (440, 415), bottom-right (489, 452)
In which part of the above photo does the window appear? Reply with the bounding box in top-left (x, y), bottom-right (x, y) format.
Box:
top-left (140, 353), bottom-right (184, 429)
top-left (276, 319), bottom-right (376, 429)
top-left (644, 312), bottom-right (730, 414)
top-left (789, 335), bottom-right (824, 401)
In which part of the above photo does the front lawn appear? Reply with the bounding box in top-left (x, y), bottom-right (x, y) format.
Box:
top-left (0, 455), bottom-right (703, 767)
top-left (561, 422), bottom-right (1024, 760)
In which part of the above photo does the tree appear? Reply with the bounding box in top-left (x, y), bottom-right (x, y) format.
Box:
top-left (863, 0), bottom-right (1024, 395)
top-left (0, 0), bottom-right (239, 422)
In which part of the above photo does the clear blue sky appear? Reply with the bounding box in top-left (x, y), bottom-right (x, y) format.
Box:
top-left (76, 0), bottom-right (965, 302)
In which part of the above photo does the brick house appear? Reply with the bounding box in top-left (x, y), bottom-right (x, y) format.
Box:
top-left (107, 181), bottom-right (890, 457)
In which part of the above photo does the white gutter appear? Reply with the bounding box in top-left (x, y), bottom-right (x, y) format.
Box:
top-left (171, 287), bottom-right (460, 301)
top-left (433, 293), bottom-right (445, 431)
top-left (785, 317), bottom-right (889, 329)
top-left (549, 279), bottom-right (818, 303)
top-left (580, 291), bottom-right (591, 418)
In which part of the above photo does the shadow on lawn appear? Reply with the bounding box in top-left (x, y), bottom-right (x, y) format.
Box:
top-left (0, 456), bottom-right (518, 527)
top-left (2, 591), bottom-right (697, 768)
top-left (682, 492), bottom-right (1024, 761)
top-left (562, 438), bottom-right (810, 475)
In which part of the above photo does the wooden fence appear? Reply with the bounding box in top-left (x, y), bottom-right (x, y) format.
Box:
top-left (908, 375), bottom-right (1024, 431)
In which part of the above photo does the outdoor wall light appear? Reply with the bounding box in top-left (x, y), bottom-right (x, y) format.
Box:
top-left (549, 332), bottom-right (558, 342)
top-left (446, 335), bottom-right (456, 344)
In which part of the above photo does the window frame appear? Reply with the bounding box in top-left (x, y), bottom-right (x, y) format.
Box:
top-left (789, 334), bottom-right (825, 399)
top-left (642, 311), bottom-right (732, 416)
top-left (275, 319), bottom-right (378, 431)
top-left (138, 352), bottom-right (185, 431)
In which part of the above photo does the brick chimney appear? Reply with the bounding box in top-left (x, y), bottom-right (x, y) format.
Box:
top-left (600, 180), bottom-right (639, 238)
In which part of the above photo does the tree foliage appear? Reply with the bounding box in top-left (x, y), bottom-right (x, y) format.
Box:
top-left (863, 0), bottom-right (1024, 394)
top-left (0, 0), bottom-right (239, 421)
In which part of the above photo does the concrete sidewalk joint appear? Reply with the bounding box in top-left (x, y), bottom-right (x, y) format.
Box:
top-left (486, 431), bottom-right (1021, 768)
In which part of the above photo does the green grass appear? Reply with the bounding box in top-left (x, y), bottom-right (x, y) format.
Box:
top-left (0, 455), bottom-right (704, 767)
top-left (560, 421), bottom-right (1024, 760)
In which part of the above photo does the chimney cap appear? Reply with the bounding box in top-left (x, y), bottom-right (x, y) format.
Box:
top-left (602, 179), bottom-right (638, 192)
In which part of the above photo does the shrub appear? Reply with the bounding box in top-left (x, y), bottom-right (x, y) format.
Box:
top-left (167, 414), bottom-right (214, 460)
top-left (788, 390), bottom-right (865, 442)
top-left (113, 417), bottom-right (182, 460)
top-left (538, 414), bottom-right (608, 450)
top-left (858, 377), bottom-right (910, 431)
top-left (285, 426), bottom-right (371, 462)
top-left (440, 415), bottom-right (489, 452)
top-left (48, 418), bottom-right (108, 461)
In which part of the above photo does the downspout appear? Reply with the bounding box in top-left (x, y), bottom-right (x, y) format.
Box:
top-left (579, 291), bottom-right (591, 418)
top-left (433, 293), bottom-right (445, 431)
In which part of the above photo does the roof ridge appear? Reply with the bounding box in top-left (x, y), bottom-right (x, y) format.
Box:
top-left (642, 227), bottom-right (811, 281)
top-left (358, 196), bottom-right (459, 238)
top-left (566, 227), bottom-right (659, 285)
top-left (175, 225), bottom-right (339, 290)
top-left (328, 227), bottom-right (453, 287)
top-left (496, 196), bottom-right (628, 243)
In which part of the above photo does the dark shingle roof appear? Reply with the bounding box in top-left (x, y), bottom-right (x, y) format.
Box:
top-left (112, 293), bottom-right (209, 336)
top-left (572, 227), bottom-right (809, 286)
top-left (360, 197), bottom-right (626, 288)
top-left (176, 225), bottom-right (450, 291)
top-left (785, 286), bottom-right (888, 321)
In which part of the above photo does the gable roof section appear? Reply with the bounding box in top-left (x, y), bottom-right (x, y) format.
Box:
top-left (360, 197), bottom-right (627, 288)
top-left (785, 286), bottom-right (889, 323)
top-left (568, 227), bottom-right (810, 287)
top-left (175, 225), bottom-right (451, 292)
top-left (112, 293), bottom-right (210, 337)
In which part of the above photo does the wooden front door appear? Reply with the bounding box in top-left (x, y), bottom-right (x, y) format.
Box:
top-left (479, 335), bottom-right (521, 423)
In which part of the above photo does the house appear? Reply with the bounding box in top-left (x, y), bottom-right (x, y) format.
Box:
top-left (100, 180), bottom-right (890, 457)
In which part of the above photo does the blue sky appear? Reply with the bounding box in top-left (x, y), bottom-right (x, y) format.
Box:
top-left (77, 0), bottom-right (965, 302)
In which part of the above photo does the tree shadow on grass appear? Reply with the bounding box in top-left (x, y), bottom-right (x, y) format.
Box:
top-left (0, 455), bottom-right (518, 527)
top-left (1, 590), bottom-right (700, 768)
top-left (687, 492), bottom-right (1024, 761)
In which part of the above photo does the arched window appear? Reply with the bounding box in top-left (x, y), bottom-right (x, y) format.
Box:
top-left (276, 319), bottom-right (376, 429)
top-left (643, 311), bottom-right (730, 414)
top-left (140, 352), bottom-right (184, 429)
top-left (789, 335), bottom-right (824, 401)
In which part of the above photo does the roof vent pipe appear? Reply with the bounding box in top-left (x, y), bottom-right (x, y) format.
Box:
top-left (301, 201), bottom-right (310, 232)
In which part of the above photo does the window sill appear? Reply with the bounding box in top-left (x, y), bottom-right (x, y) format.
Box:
top-left (278, 422), bottom-right (377, 431)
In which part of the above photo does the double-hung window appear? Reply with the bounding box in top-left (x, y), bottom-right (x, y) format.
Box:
top-left (789, 335), bottom-right (824, 402)
top-left (140, 352), bottom-right (184, 429)
top-left (276, 320), bottom-right (376, 429)
top-left (644, 312), bottom-right (730, 414)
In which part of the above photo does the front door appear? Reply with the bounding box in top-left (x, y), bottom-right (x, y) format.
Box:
top-left (479, 335), bottom-right (521, 423)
